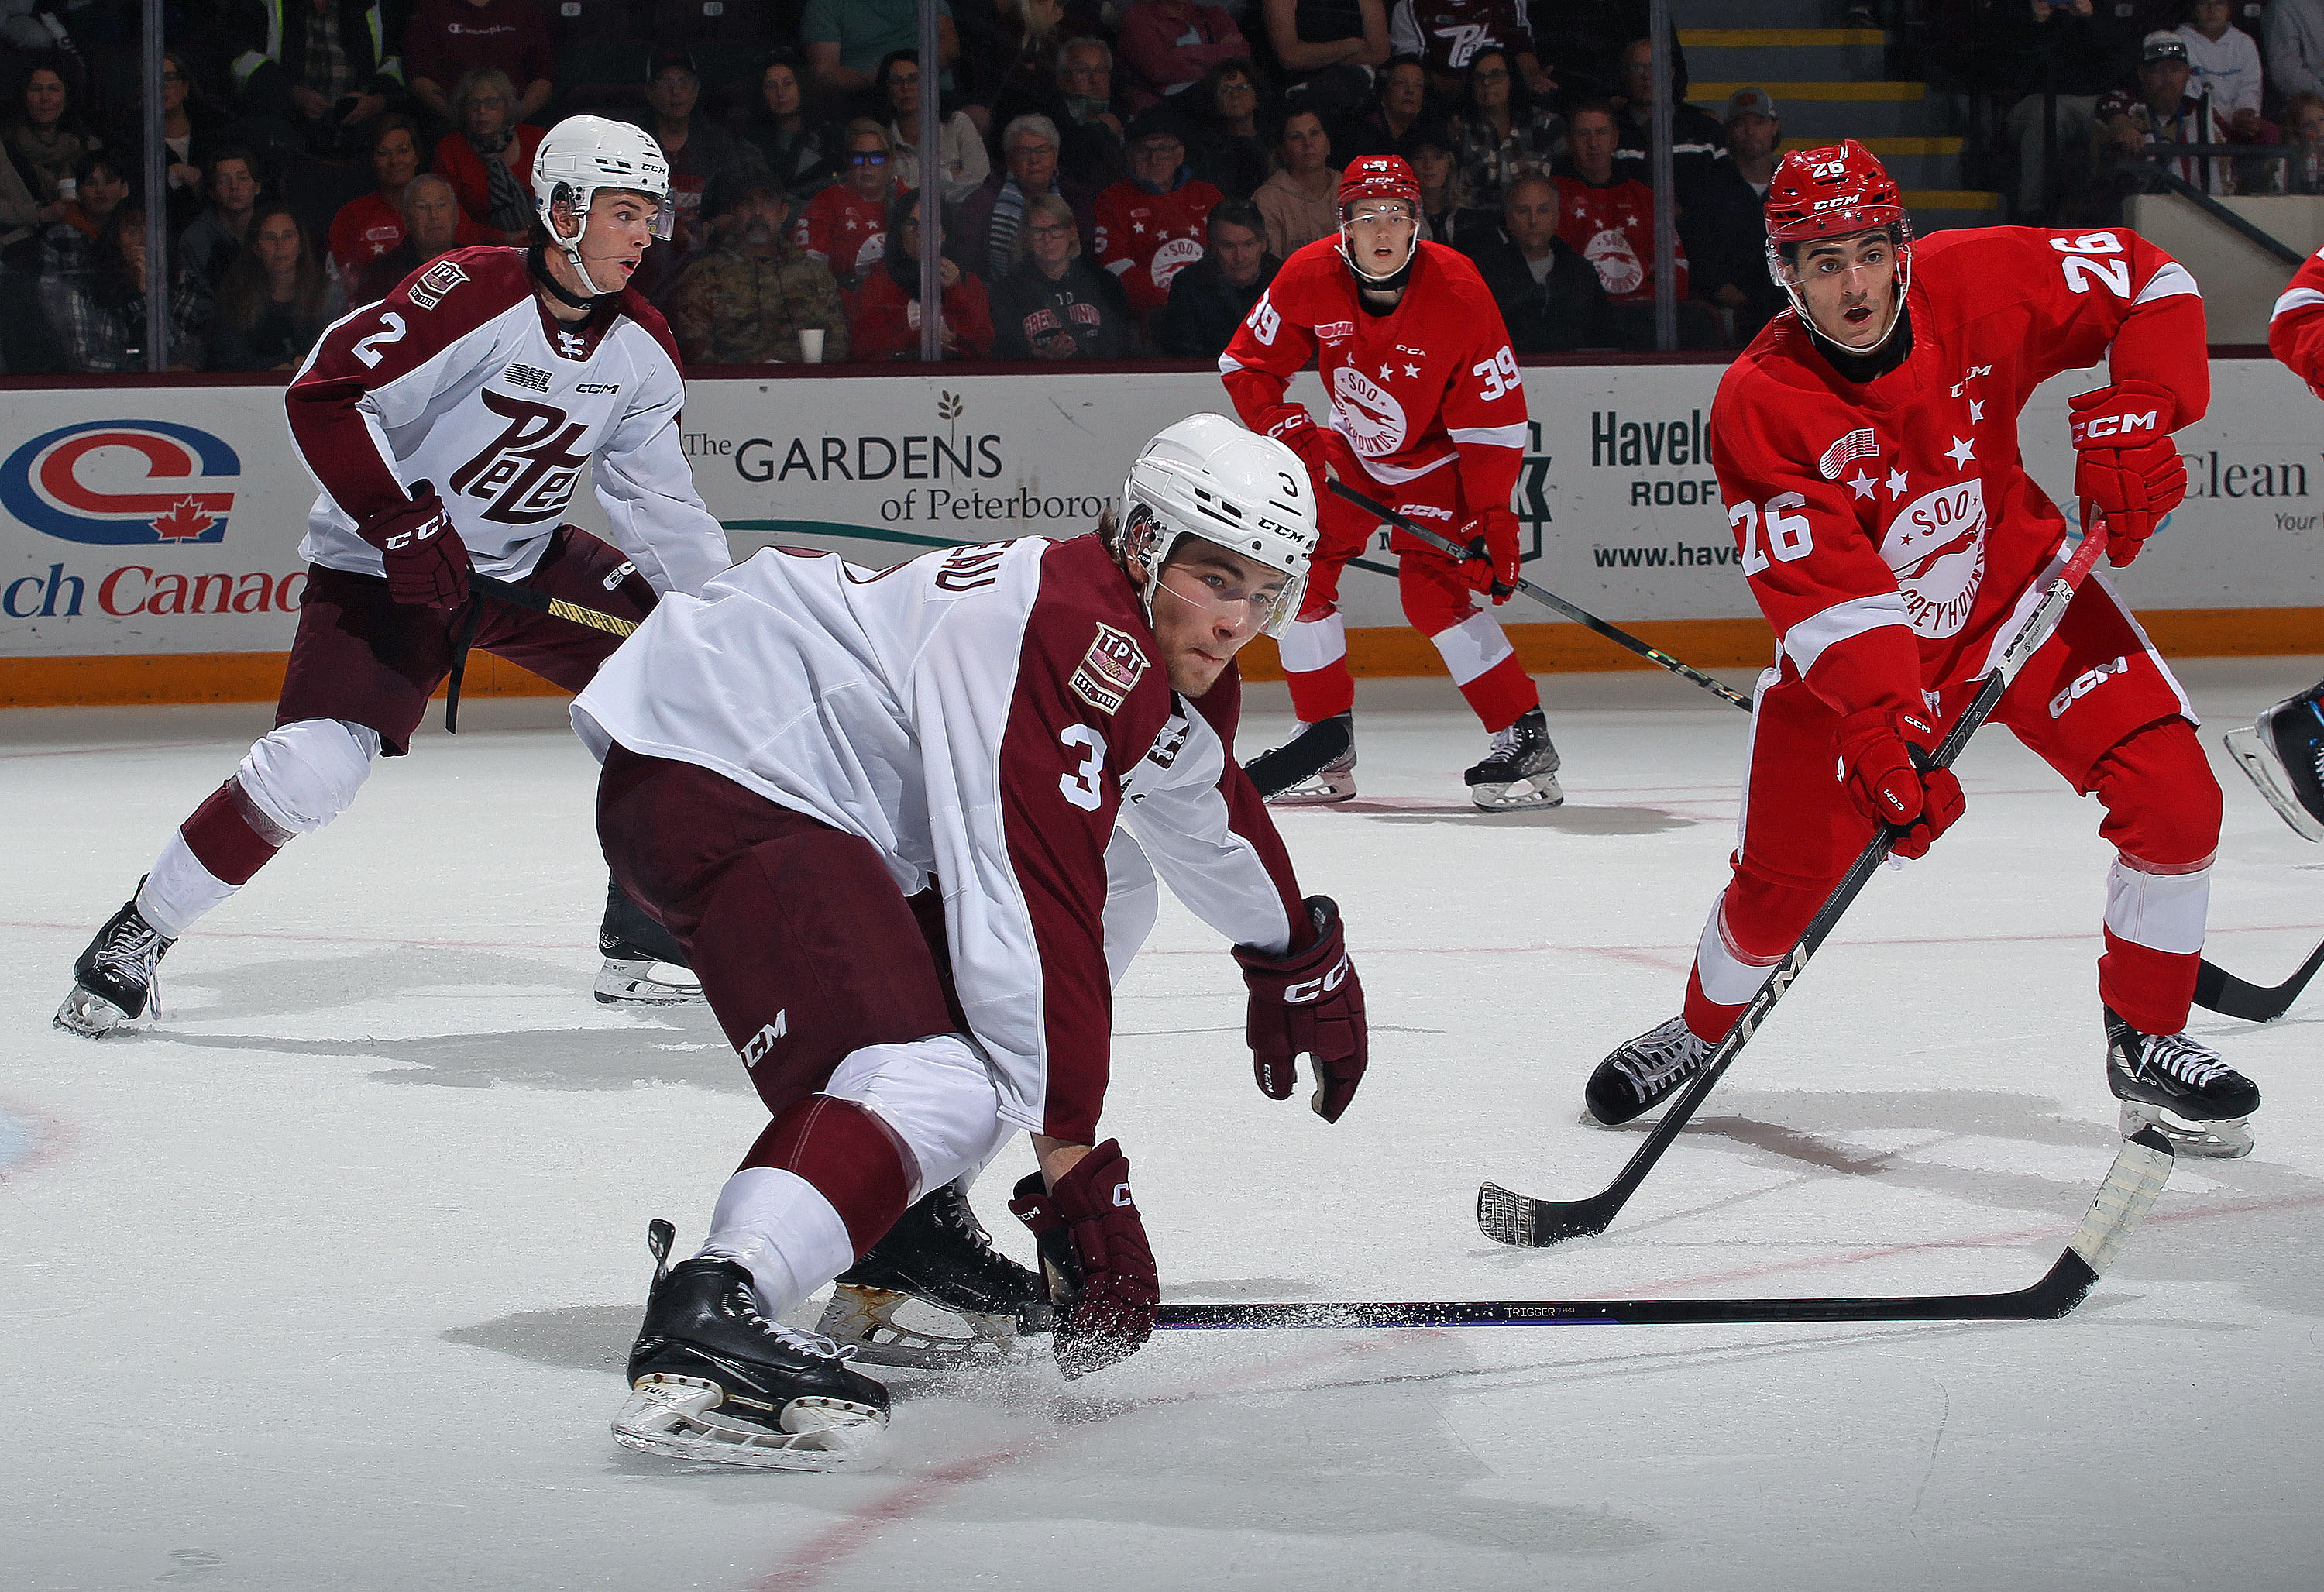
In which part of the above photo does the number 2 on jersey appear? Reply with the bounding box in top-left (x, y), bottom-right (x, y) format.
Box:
top-left (1731, 493), bottom-right (1813, 576)
top-left (1059, 724), bottom-right (1108, 811)
top-left (351, 311), bottom-right (407, 368)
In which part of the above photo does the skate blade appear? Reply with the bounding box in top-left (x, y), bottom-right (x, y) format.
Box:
top-left (2119, 1102), bottom-right (2254, 1159)
top-left (2223, 727), bottom-right (2324, 843)
top-left (1470, 772), bottom-right (1565, 811)
top-left (1266, 771), bottom-right (1359, 806)
top-left (593, 958), bottom-right (706, 1007)
top-left (611, 1377), bottom-right (888, 1472)
top-left (53, 984), bottom-right (131, 1038)
top-left (816, 1285), bottom-right (1029, 1372)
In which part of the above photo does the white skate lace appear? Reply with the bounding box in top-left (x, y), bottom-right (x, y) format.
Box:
top-left (733, 1292), bottom-right (858, 1362)
top-left (1617, 1018), bottom-right (1710, 1096)
top-left (2140, 1031), bottom-right (2233, 1089)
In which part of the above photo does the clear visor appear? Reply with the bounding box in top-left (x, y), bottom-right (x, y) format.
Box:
top-left (1151, 529), bottom-right (1305, 638)
top-left (649, 191), bottom-right (676, 241)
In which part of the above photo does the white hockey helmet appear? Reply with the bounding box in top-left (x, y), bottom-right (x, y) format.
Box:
top-left (1119, 413), bottom-right (1316, 638)
top-left (531, 115), bottom-right (675, 295)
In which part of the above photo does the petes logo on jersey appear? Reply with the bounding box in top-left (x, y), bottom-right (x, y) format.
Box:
top-left (1329, 365), bottom-right (1408, 457)
top-left (1071, 623), bottom-right (1149, 714)
top-left (448, 391), bottom-right (591, 524)
top-left (1882, 477), bottom-right (1987, 638)
top-left (0, 420), bottom-right (239, 545)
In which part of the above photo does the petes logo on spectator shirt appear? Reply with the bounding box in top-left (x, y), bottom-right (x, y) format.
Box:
top-left (0, 420), bottom-right (239, 545)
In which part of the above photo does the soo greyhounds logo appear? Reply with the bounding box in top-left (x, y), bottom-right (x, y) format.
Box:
top-left (0, 420), bottom-right (239, 545)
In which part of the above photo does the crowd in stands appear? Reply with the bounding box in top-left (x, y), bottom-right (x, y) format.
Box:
top-left (0, 1), bottom-right (2318, 375)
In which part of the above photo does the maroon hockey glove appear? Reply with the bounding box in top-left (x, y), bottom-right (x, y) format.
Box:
top-left (1234, 896), bottom-right (1368, 1122)
top-left (1007, 1143), bottom-right (1157, 1379)
top-left (1261, 408), bottom-right (1333, 501)
top-left (1457, 505), bottom-right (1522, 601)
top-left (1834, 707), bottom-right (1964, 860)
top-left (356, 486), bottom-right (469, 608)
top-left (2069, 380), bottom-right (2184, 568)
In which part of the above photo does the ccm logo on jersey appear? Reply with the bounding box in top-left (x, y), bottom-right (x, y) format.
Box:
top-left (740, 1012), bottom-right (787, 1068)
top-left (2072, 409), bottom-right (2161, 442)
top-left (1283, 951), bottom-right (1353, 1004)
top-left (1071, 623), bottom-right (1150, 714)
top-left (2050, 655), bottom-right (2130, 719)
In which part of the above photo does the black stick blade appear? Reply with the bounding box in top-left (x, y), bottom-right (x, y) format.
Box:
top-left (2192, 939), bottom-right (2324, 1023)
top-left (1478, 1181), bottom-right (1614, 1247)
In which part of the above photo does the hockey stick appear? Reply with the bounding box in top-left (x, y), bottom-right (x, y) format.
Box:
top-left (1325, 480), bottom-right (1755, 711)
top-left (1479, 524), bottom-right (2114, 1248)
top-left (1159, 1126), bottom-right (2171, 1328)
top-left (468, 571), bottom-right (641, 638)
top-left (2192, 936), bottom-right (2324, 1023)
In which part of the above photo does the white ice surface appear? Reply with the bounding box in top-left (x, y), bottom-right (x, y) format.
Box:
top-left (5, 660), bottom-right (2322, 1592)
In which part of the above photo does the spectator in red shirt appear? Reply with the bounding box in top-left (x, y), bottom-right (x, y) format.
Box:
top-left (432, 68), bottom-right (545, 243)
top-left (1553, 98), bottom-right (1713, 349)
top-left (329, 116), bottom-right (437, 280)
top-left (403, 0), bottom-right (555, 128)
top-left (851, 191), bottom-right (993, 359)
top-left (352, 173), bottom-right (468, 306)
top-left (1095, 106), bottom-right (1222, 315)
top-left (797, 119), bottom-right (899, 291)
top-left (1118, 1), bottom-right (1249, 111)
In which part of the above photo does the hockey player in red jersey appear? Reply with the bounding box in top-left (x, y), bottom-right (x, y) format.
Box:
top-left (1583, 140), bottom-right (2261, 1155)
top-left (577, 415), bottom-right (1369, 1468)
top-left (1220, 154), bottom-right (1559, 809)
top-left (54, 118), bottom-right (735, 1037)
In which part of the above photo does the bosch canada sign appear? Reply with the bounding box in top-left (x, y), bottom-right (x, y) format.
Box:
top-left (0, 420), bottom-right (240, 545)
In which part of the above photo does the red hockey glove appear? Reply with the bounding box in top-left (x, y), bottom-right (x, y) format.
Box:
top-left (1007, 1143), bottom-right (1157, 1379)
top-left (1233, 896), bottom-right (1368, 1122)
top-left (355, 486), bottom-right (469, 608)
top-left (1457, 505), bottom-right (1522, 601)
top-left (1834, 707), bottom-right (1964, 860)
top-left (2069, 379), bottom-right (2184, 569)
top-left (1260, 407), bottom-right (1332, 500)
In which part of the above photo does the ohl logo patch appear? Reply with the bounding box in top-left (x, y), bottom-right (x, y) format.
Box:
top-left (0, 420), bottom-right (239, 545)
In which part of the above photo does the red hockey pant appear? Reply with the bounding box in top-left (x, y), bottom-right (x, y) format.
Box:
top-left (1275, 449), bottom-right (1538, 732)
top-left (1683, 574), bottom-right (2220, 1042)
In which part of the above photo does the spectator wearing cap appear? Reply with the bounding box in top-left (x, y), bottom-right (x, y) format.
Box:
top-left (2097, 32), bottom-right (2224, 194)
top-left (1186, 59), bottom-right (1269, 200)
top-left (433, 68), bottom-right (545, 243)
top-left (351, 173), bottom-right (466, 305)
top-left (1684, 87), bottom-right (1787, 346)
top-left (2267, 0), bottom-right (2324, 105)
top-left (1401, 122), bottom-right (1494, 253)
top-left (797, 119), bottom-right (901, 291)
top-left (1339, 53), bottom-right (1432, 162)
top-left (878, 50), bottom-right (990, 205)
top-left (990, 191), bottom-right (1133, 359)
top-left (1157, 194), bottom-right (1277, 357)
top-left (671, 176), bottom-right (850, 365)
top-left (1256, 105), bottom-right (1342, 258)
top-left (738, 52), bottom-right (845, 201)
top-left (1094, 106), bottom-right (1222, 315)
top-left (1452, 45), bottom-right (1563, 203)
top-left (1118, 0), bottom-right (1249, 112)
top-left (1610, 33), bottom-right (1727, 207)
top-left (627, 49), bottom-right (753, 294)
top-left (1469, 174), bottom-right (1610, 352)
top-left (803, 0), bottom-right (959, 99)
top-left (1996, 0), bottom-right (2135, 220)
top-left (402, 0), bottom-right (554, 129)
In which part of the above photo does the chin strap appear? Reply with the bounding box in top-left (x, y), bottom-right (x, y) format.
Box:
top-left (528, 242), bottom-right (610, 311)
top-left (1338, 231), bottom-right (1415, 297)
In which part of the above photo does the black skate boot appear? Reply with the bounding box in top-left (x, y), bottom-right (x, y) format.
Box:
top-left (1247, 712), bottom-right (1356, 806)
top-left (594, 875), bottom-right (703, 1006)
top-left (612, 1219), bottom-right (891, 1470)
top-left (2224, 680), bottom-right (2324, 842)
top-left (54, 884), bottom-right (174, 1038)
top-left (819, 1180), bottom-right (1054, 1370)
top-left (1466, 706), bottom-right (1563, 810)
top-left (2106, 1006), bottom-right (2260, 1158)
top-left (1585, 1015), bottom-right (1714, 1126)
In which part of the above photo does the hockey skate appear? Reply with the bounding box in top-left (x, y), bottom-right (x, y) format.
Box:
top-left (2106, 1006), bottom-right (2260, 1158)
top-left (53, 885), bottom-right (174, 1038)
top-left (612, 1220), bottom-right (890, 1471)
top-left (1585, 1015), bottom-right (1714, 1126)
top-left (1247, 713), bottom-right (1357, 805)
top-left (594, 877), bottom-right (703, 1006)
top-left (1466, 707), bottom-right (1562, 810)
top-left (817, 1180), bottom-right (1054, 1370)
top-left (2223, 680), bottom-right (2324, 842)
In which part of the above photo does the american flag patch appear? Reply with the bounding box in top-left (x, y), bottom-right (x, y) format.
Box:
top-left (1818, 427), bottom-right (1879, 480)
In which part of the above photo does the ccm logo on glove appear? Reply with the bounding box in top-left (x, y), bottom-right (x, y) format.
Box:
top-left (2071, 408), bottom-right (2161, 441)
top-left (1283, 951), bottom-right (1353, 1004)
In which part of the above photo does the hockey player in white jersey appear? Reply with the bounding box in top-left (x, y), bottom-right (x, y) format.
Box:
top-left (54, 116), bottom-right (733, 1037)
top-left (578, 414), bottom-right (1371, 1470)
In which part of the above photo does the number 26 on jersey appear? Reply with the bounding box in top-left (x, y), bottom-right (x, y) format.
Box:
top-left (1729, 493), bottom-right (1813, 576)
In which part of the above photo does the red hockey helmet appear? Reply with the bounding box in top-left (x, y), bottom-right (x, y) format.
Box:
top-left (1762, 139), bottom-right (1913, 346)
top-left (1339, 155), bottom-right (1422, 213)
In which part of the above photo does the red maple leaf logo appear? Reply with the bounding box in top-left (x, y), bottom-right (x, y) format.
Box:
top-left (151, 497), bottom-right (215, 541)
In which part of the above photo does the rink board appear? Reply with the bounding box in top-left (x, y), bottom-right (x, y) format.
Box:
top-left (2, 356), bottom-right (2319, 703)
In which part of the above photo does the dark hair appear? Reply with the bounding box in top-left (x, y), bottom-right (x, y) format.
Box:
top-left (1381, 53), bottom-right (1428, 84)
top-left (1566, 96), bottom-right (1619, 129)
top-left (160, 50), bottom-right (216, 112)
top-left (1457, 46), bottom-right (1534, 124)
top-left (15, 51), bottom-right (85, 132)
top-left (752, 47), bottom-right (818, 125)
top-left (1195, 58), bottom-right (1263, 124)
top-left (875, 49), bottom-right (952, 117)
top-left (204, 145), bottom-right (258, 189)
top-left (882, 186), bottom-right (954, 297)
top-left (1205, 196), bottom-right (1264, 241)
top-left (216, 203), bottom-right (329, 333)
top-left (74, 147), bottom-right (121, 187)
top-left (91, 201), bottom-right (149, 305)
top-left (1272, 105), bottom-right (1329, 161)
top-left (364, 113), bottom-right (424, 169)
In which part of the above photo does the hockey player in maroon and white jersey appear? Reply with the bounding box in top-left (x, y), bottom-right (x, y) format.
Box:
top-left (1221, 154), bottom-right (1559, 810)
top-left (576, 414), bottom-right (1369, 1469)
top-left (54, 117), bottom-right (734, 1037)
top-left (1583, 140), bottom-right (2263, 1156)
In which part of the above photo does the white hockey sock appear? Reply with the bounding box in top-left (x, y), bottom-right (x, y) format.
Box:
top-left (698, 1166), bottom-right (854, 1320)
top-left (137, 832), bottom-right (236, 941)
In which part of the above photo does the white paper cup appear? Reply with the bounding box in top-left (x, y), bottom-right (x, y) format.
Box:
top-left (798, 328), bottom-right (825, 364)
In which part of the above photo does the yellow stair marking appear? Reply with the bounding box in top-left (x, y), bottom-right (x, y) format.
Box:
top-left (1679, 29), bottom-right (1886, 46)
top-left (1692, 81), bottom-right (1925, 101)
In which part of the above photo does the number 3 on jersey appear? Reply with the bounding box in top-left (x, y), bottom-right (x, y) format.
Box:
top-left (1731, 493), bottom-right (1813, 576)
top-left (1059, 724), bottom-right (1108, 811)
